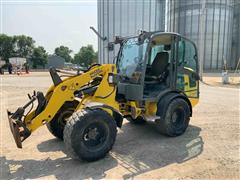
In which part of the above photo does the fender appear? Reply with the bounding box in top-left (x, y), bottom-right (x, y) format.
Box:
top-left (85, 102), bottom-right (123, 128)
top-left (156, 92), bottom-right (192, 118)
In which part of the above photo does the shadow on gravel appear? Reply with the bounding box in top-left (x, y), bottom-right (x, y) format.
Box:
top-left (1, 122), bottom-right (203, 180)
top-left (0, 155), bottom-right (117, 180)
top-left (113, 123), bottom-right (204, 179)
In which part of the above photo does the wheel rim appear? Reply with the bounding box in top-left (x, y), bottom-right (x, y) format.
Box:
top-left (82, 122), bottom-right (107, 148)
top-left (171, 107), bottom-right (185, 130)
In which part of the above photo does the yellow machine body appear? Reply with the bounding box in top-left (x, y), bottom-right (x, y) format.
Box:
top-left (24, 64), bottom-right (198, 133)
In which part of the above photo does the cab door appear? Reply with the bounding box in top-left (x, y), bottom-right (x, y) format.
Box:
top-left (176, 37), bottom-right (199, 99)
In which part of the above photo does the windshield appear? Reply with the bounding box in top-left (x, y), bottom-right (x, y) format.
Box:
top-left (117, 37), bottom-right (148, 83)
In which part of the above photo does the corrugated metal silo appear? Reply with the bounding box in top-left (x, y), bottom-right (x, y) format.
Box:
top-left (167, 0), bottom-right (235, 70)
top-left (98, 0), bottom-right (166, 64)
top-left (231, 0), bottom-right (240, 68)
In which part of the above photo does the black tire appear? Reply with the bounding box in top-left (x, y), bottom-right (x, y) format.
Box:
top-left (63, 108), bottom-right (117, 161)
top-left (126, 116), bottom-right (146, 124)
top-left (47, 108), bottom-right (74, 140)
top-left (156, 98), bottom-right (190, 137)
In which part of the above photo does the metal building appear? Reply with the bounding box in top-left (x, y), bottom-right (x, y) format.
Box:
top-left (166, 0), bottom-right (237, 70)
top-left (231, 0), bottom-right (240, 69)
top-left (47, 55), bottom-right (65, 69)
top-left (97, 0), bottom-right (166, 64)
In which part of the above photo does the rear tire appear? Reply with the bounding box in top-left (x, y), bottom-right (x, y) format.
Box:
top-left (156, 98), bottom-right (190, 136)
top-left (63, 108), bottom-right (117, 161)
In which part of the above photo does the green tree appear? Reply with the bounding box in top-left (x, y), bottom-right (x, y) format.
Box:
top-left (0, 34), bottom-right (15, 61)
top-left (73, 45), bottom-right (97, 67)
top-left (13, 35), bottom-right (35, 57)
top-left (31, 46), bottom-right (48, 68)
top-left (54, 45), bottom-right (73, 62)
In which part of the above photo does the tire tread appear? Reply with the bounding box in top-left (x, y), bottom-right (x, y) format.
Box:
top-left (63, 108), bottom-right (117, 161)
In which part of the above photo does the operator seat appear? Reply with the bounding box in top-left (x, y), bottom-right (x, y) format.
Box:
top-left (145, 52), bottom-right (169, 83)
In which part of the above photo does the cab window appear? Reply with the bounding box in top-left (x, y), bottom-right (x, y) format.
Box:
top-left (178, 40), bottom-right (197, 72)
top-left (117, 38), bottom-right (148, 84)
top-left (177, 38), bottom-right (198, 97)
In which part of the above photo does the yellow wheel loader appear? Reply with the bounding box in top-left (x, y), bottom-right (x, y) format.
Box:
top-left (7, 32), bottom-right (200, 161)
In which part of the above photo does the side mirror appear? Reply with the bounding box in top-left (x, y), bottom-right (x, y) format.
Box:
top-left (108, 42), bottom-right (114, 51)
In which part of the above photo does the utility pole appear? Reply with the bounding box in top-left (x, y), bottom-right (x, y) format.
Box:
top-left (199, 0), bottom-right (206, 80)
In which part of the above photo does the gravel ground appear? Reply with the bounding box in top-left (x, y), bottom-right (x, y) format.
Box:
top-left (0, 72), bottom-right (239, 179)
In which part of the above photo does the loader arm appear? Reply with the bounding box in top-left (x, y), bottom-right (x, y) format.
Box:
top-left (7, 64), bottom-right (117, 148)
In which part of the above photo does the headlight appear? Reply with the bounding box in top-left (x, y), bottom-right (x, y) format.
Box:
top-left (108, 73), bottom-right (114, 84)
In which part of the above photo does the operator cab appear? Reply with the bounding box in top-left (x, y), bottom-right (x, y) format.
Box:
top-left (116, 32), bottom-right (199, 101)
top-left (144, 34), bottom-right (172, 98)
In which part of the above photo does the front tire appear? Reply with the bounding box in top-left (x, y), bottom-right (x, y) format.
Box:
top-left (156, 98), bottom-right (190, 136)
top-left (64, 108), bottom-right (117, 161)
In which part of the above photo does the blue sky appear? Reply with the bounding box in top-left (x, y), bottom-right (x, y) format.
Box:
top-left (1, 0), bottom-right (98, 54)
